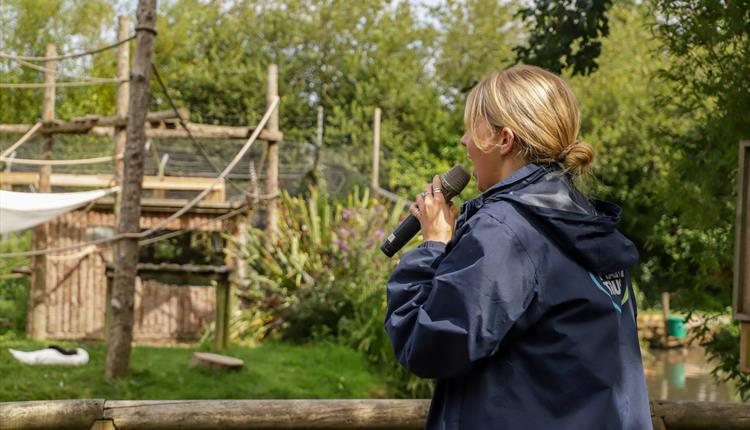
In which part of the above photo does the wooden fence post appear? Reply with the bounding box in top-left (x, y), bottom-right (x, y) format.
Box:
top-left (734, 140), bottom-right (750, 372)
top-left (371, 107), bottom-right (381, 191)
top-left (661, 292), bottom-right (670, 347)
top-left (265, 64), bottom-right (279, 240)
top-left (106, 0), bottom-right (158, 379)
top-left (28, 43), bottom-right (55, 340)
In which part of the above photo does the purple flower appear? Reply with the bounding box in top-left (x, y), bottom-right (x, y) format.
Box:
top-left (337, 227), bottom-right (350, 237)
top-left (342, 209), bottom-right (353, 220)
top-left (374, 229), bottom-right (385, 239)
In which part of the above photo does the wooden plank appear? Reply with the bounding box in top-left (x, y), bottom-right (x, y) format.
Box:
top-left (0, 171), bottom-right (225, 192)
top-left (145, 122), bottom-right (282, 142)
top-left (0, 119), bottom-right (281, 142)
top-left (0, 110), bottom-right (184, 134)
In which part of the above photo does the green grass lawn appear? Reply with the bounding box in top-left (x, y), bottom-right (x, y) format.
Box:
top-left (0, 332), bottom-right (392, 401)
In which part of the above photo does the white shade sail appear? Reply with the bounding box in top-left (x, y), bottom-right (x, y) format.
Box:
top-left (0, 187), bottom-right (117, 234)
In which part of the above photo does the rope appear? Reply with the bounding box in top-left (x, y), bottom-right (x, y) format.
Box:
top-left (0, 36), bottom-right (135, 62)
top-left (47, 245), bottom-right (97, 261)
top-left (0, 122), bottom-right (42, 158)
top-left (0, 154), bottom-right (120, 166)
top-left (0, 97), bottom-right (279, 259)
top-left (8, 57), bottom-right (123, 83)
top-left (0, 78), bottom-right (124, 89)
top-left (138, 207), bottom-right (245, 246)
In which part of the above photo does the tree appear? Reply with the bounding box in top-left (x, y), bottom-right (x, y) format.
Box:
top-left (0, 0), bottom-right (118, 123)
top-left (645, 0), bottom-right (750, 309)
top-left (515, 0), bottom-right (613, 75)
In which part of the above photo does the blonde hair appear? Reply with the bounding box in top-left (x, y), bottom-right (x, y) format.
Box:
top-left (464, 64), bottom-right (595, 177)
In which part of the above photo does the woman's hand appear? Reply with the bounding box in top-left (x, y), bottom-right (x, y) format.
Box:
top-left (409, 175), bottom-right (459, 244)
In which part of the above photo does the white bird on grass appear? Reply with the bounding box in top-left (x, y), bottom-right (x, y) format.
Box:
top-left (8, 345), bottom-right (89, 365)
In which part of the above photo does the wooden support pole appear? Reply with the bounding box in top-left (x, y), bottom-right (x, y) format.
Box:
top-left (214, 280), bottom-right (229, 351)
top-left (315, 105), bottom-right (324, 161)
top-left (2, 152), bottom-right (14, 191)
top-left (27, 43), bottom-right (55, 340)
top-left (371, 107), bottom-right (381, 191)
top-left (114, 15), bottom-right (130, 223)
top-left (734, 141), bottom-right (750, 372)
top-left (264, 64), bottom-right (279, 240)
top-left (106, 0), bottom-right (158, 379)
top-left (308, 105), bottom-right (324, 187)
top-left (114, 15), bottom-right (130, 186)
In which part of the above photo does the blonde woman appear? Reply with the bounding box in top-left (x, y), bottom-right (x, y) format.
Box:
top-left (385, 65), bottom-right (651, 429)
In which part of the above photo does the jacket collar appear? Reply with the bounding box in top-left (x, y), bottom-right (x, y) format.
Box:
top-left (478, 163), bottom-right (552, 202)
top-left (456, 164), bottom-right (553, 230)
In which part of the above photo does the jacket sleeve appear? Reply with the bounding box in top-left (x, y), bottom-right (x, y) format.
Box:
top-left (385, 213), bottom-right (538, 379)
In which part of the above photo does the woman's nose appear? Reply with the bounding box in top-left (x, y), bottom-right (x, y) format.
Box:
top-left (460, 133), bottom-right (469, 147)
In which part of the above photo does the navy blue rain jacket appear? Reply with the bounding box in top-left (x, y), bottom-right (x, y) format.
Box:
top-left (385, 164), bottom-right (652, 430)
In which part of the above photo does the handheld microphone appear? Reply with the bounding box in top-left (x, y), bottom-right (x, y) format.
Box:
top-left (380, 165), bottom-right (470, 258)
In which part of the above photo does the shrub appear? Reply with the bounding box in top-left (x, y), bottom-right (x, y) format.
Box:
top-left (232, 186), bottom-right (432, 396)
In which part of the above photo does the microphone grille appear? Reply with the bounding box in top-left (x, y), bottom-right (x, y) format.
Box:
top-left (440, 165), bottom-right (471, 200)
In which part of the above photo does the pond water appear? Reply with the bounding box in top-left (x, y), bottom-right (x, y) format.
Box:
top-left (642, 346), bottom-right (740, 402)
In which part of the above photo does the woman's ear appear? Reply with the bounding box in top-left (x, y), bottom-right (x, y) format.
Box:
top-left (496, 127), bottom-right (516, 156)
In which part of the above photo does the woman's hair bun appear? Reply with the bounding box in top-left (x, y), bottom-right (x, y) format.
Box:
top-left (561, 140), bottom-right (595, 177)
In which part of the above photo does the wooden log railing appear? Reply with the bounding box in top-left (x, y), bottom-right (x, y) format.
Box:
top-left (0, 399), bottom-right (747, 430)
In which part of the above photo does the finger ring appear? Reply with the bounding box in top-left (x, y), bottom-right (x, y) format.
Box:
top-left (433, 187), bottom-right (442, 194)
top-left (421, 191), bottom-right (429, 197)
top-left (414, 208), bottom-right (421, 215)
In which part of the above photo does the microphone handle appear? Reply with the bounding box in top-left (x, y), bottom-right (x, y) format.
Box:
top-left (380, 214), bottom-right (421, 258)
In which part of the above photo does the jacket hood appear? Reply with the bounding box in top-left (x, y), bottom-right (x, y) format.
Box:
top-left (472, 164), bottom-right (639, 273)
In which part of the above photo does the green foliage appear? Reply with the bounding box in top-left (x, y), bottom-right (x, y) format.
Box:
top-left (0, 334), bottom-right (390, 400)
top-left (234, 186), bottom-right (401, 341)
top-left (516, 0), bottom-right (613, 75)
top-left (0, 233), bottom-right (31, 334)
top-left (0, 0), bottom-right (119, 123)
top-left (645, 0), bottom-right (750, 310)
top-left (234, 187), bottom-right (431, 396)
top-left (566, 3), bottom-right (674, 304)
